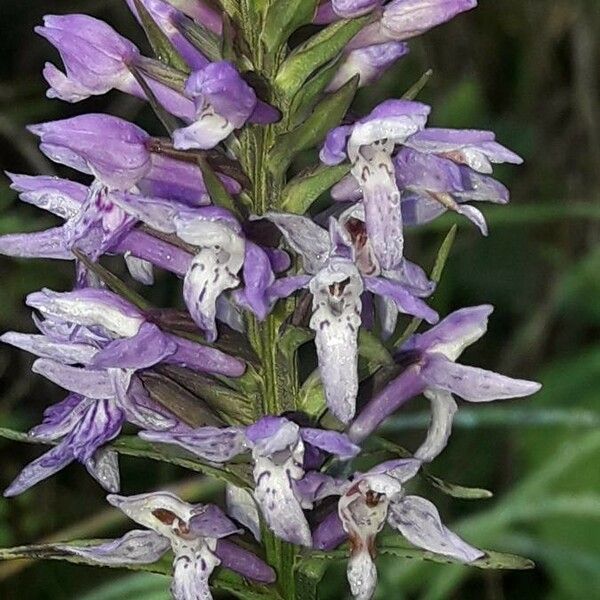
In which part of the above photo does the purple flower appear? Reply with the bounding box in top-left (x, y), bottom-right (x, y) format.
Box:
top-left (173, 61), bottom-right (280, 150)
top-left (348, 306), bottom-right (541, 455)
top-left (327, 42), bottom-right (409, 93)
top-left (140, 415), bottom-right (360, 546)
top-left (125, 0), bottom-right (209, 70)
top-left (348, 0), bottom-right (478, 50)
top-left (1, 287), bottom-right (245, 496)
top-left (58, 492), bottom-right (276, 599)
top-left (109, 193), bottom-right (279, 341)
top-left (309, 459), bottom-right (483, 600)
top-left (321, 100), bottom-right (430, 270)
top-left (37, 14), bottom-right (196, 120)
top-left (260, 211), bottom-right (437, 423)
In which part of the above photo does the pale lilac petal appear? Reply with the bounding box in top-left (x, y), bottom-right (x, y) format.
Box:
top-left (385, 258), bottom-right (435, 298)
top-left (85, 448), bottom-right (121, 493)
top-left (294, 472), bottom-right (348, 506)
top-left (388, 495), bottom-right (484, 562)
top-left (320, 125), bottom-right (353, 165)
top-left (246, 417), bottom-right (299, 454)
top-left (403, 305), bottom-right (493, 360)
top-left (367, 458), bottom-right (422, 483)
top-left (261, 212), bottom-right (330, 274)
top-left (364, 277), bottom-right (438, 324)
top-left (171, 543), bottom-right (219, 600)
top-left (32, 359), bottom-right (114, 399)
top-left (26, 288), bottom-right (145, 338)
top-left (30, 394), bottom-right (92, 441)
top-left (58, 530), bottom-right (169, 565)
top-left (4, 443), bottom-right (74, 497)
top-left (309, 259), bottom-right (363, 423)
top-left (0, 332), bottom-right (98, 365)
top-left (225, 484), bottom-right (261, 541)
top-left (331, 174), bottom-right (362, 202)
top-left (414, 389), bottom-right (458, 462)
top-left (300, 429), bottom-right (360, 460)
top-left (421, 355), bottom-right (542, 402)
top-left (0, 227), bottom-right (72, 260)
top-left (118, 376), bottom-right (178, 431)
top-left (140, 427), bottom-right (247, 462)
top-left (332, 0), bottom-right (382, 18)
top-left (312, 511), bottom-right (347, 550)
top-left (266, 275), bottom-right (311, 304)
top-left (124, 254), bottom-right (154, 285)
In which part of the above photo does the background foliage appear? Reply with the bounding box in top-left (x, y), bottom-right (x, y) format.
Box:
top-left (0, 0), bottom-right (598, 598)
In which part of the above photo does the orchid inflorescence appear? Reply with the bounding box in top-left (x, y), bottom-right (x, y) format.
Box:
top-left (0, 1), bottom-right (541, 599)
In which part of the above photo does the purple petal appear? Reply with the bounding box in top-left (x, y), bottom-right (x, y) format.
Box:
top-left (0, 227), bottom-right (72, 260)
top-left (164, 333), bottom-right (246, 377)
top-left (249, 100), bottom-right (280, 125)
top-left (388, 494), bottom-right (484, 562)
top-left (331, 174), bottom-right (362, 202)
top-left (189, 504), bottom-right (241, 538)
top-left (246, 416), bottom-right (299, 452)
top-left (348, 365), bottom-right (425, 443)
top-left (266, 275), bottom-right (312, 305)
top-left (367, 458), bottom-right (422, 482)
top-left (29, 114), bottom-right (151, 190)
top-left (421, 355), bottom-right (542, 402)
top-left (4, 443), bottom-right (74, 497)
top-left (332, 0), bottom-right (382, 18)
top-left (59, 529), bottom-right (170, 565)
top-left (403, 304), bottom-right (493, 360)
top-left (312, 511), bottom-right (347, 550)
top-left (236, 242), bottom-right (276, 320)
top-left (215, 539), bottom-right (276, 583)
top-left (364, 276), bottom-right (438, 323)
top-left (90, 322), bottom-right (177, 370)
top-left (319, 125), bottom-right (353, 165)
top-left (30, 394), bottom-right (91, 440)
top-left (140, 427), bottom-right (247, 462)
top-left (300, 429), bottom-right (360, 460)
top-left (118, 376), bottom-right (178, 431)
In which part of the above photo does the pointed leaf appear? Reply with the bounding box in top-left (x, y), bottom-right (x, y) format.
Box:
top-left (173, 12), bottom-right (222, 62)
top-left (136, 57), bottom-right (188, 92)
top-left (402, 69), bottom-right (434, 100)
top-left (73, 250), bottom-right (153, 311)
top-left (133, 0), bottom-right (190, 72)
top-left (281, 164), bottom-right (350, 214)
top-left (269, 76), bottom-right (359, 177)
top-left (262, 0), bottom-right (319, 52)
top-left (275, 16), bottom-right (371, 99)
top-left (197, 156), bottom-right (244, 219)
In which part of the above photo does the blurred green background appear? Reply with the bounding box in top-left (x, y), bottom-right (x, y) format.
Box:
top-left (0, 0), bottom-right (599, 598)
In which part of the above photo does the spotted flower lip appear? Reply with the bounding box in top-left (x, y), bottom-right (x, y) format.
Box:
top-left (260, 211), bottom-right (436, 423)
top-left (58, 491), bottom-right (276, 599)
top-left (173, 61), bottom-right (280, 151)
top-left (308, 459), bottom-right (483, 599)
top-left (140, 415), bottom-right (360, 547)
top-left (348, 305), bottom-right (542, 452)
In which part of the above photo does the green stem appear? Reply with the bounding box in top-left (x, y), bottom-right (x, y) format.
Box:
top-left (238, 3), bottom-right (299, 598)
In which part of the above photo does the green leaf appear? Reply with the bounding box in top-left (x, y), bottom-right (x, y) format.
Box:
top-left (392, 225), bottom-right (457, 348)
top-left (297, 371), bottom-right (326, 420)
top-left (402, 69), bottom-right (434, 100)
top-left (278, 325), bottom-right (314, 359)
top-left (262, 0), bottom-right (319, 52)
top-left (0, 427), bottom-right (251, 488)
top-left (288, 58), bottom-right (343, 128)
top-left (358, 329), bottom-right (395, 368)
top-left (275, 16), bottom-right (370, 99)
top-left (295, 552), bottom-right (329, 600)
top-left (197, 156), bottom-right (245, 219)
top-left (129, 65), bottom-right (181, 135)
top-left (79, 573), bottom-right (168, 600)
top-left (269, 76), bottom-right (358, 177)
top-left (302, 540), bottom-right (534, 570)
top-left (172, 12), bottom-right (222, 62)
top-left (135, 57), bottom-right (188, 92)
top-left (72, 250), bottom-right (153, 311)
top-left (281, 164), bottom-right (350, 214)
top-left (133, 0), bottom-right (190, 72)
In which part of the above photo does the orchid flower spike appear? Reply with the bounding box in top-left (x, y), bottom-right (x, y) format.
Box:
top-left (140, 415), bottom-right (360, 546)
top-left (59, 492), bottom-right (276, 600)
top-left (349, 306), bottom-right (542, 455)
top-left (259, 211), bottom-right (437, 422)
top-left (309, 459), bottom-right (483, 600)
